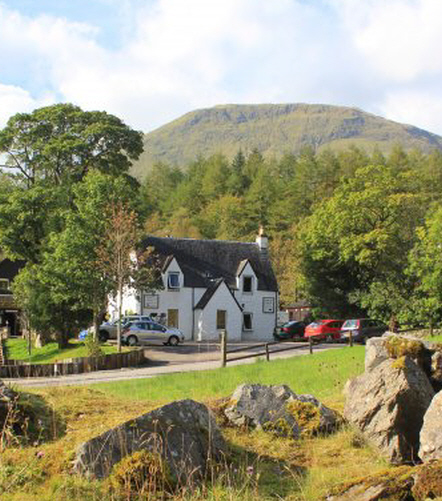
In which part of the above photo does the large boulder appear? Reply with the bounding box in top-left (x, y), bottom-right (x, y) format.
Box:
top-left (344, 357), bottom-right (434, 464)
top-left (419, 391), bottom-right (442, 462)
top-left (224, 384), bottom-right (338, 438)
top-left (74, 399), bottom-right (226, 485)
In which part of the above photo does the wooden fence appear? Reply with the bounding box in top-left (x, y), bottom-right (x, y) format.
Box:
top-left (0, 348), bottom-right (145, 378)
top-left (219, 331), bottom-right (324, 367)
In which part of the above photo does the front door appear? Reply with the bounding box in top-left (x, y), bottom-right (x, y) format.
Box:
top-left (168, 309), bottom-right (179, 328)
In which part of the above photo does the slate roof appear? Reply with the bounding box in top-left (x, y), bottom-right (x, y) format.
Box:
top-left (194, 278), bottom-right (243, 310)
top-left (141, 236), bottom-right (278, 292)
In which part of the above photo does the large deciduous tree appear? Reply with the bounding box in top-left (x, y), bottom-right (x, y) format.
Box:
top-left (298, 164), bottom-right (426, 319)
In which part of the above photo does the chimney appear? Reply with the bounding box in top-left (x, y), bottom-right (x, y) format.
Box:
top-left (255, 225), bottom-right (268, 255)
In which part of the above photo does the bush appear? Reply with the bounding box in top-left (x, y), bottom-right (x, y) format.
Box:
top-left (84, 333), bottom-right (105, 358)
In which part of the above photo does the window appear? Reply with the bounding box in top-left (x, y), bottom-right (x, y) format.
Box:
top-left (216, 310), bottom-right (226, 330)
top-left (168, 272), bottom-right (180, 289)
top-left (0, 279), bottom-right (9, 291)
top-left (243, 276), bottom-right (253, 293)
top-left (243, 313), bottom-right (253, 331)
top-left (168, 309), bottom-right (179, 328)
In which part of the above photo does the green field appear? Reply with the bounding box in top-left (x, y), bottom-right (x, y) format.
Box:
top-left (95, 345), bottom-right (365, 405)
top-left (5, 338), bottom-right (123, 364)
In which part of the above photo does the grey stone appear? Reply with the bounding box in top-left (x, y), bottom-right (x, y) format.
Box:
top-left (224, 384), bottom-right (338, 438)
top-left (344, 357), bottom-right (434, 464)
top-left (74, 399), bottom-right (226, 484)
top-left (365, 337), bottom-right (389, 371)
top-left (419, 391), bottom-right (442, 462)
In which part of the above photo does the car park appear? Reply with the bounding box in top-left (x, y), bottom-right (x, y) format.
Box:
top-left (122, 320), bottom-right (185, 346)
top-left (273, 321), bottom-right (306, 341)
top-left (340, 318), bottom-right (388, 343)
top-left (304, 319), bottom-right (344, 341)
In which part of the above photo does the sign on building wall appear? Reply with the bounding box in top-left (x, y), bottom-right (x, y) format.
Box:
top-left (144, 294), bottom-right (159, 309)
top-left (262, 297), bottom-right (275, 313)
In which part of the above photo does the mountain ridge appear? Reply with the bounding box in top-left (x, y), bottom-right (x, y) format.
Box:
top-left (131, 103), bottom-right (442, 178)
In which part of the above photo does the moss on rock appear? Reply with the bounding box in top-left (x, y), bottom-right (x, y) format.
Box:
top-left (385, 336), bottom-right (425, 360)
top-left (413, 460), bottom-right (442, 500)
top-left (286, 400), bottom-right (321, 437)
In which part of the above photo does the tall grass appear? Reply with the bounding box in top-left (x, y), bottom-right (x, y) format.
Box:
top-left (95, 346), bottom-right (365, 405)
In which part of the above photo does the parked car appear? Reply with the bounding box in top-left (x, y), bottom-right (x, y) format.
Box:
top-left (96, 315), bottom-right (154, 341)
top-left (274, 321), bottom-right (306, 341)
top-left (122, 320), bottom-right (185, 346)
top-left (340, 318), bottom-right (388, 344)
top-left (304, 319), bottom-right (344, 341)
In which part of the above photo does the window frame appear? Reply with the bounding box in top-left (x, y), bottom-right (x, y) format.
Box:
top-left (167, 272), bottom-right (180, 290)
top-left (243, 312), bottom-right (253, 331)
top-left (0, 279), bottom-right (9, 291)
top-left (242, 275), bottom-right (253, 294)
top-left (216, 310), bottom-right (227, 330)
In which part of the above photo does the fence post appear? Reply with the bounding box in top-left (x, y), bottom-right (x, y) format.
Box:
top-left (309, 337), bottom-right (313, 354)
top-left (265, 343), bottom-right (270, 362)
top-left (349, 331), bottom-right (353, 347)
top-left (220, 330), bottom-right (227, 367)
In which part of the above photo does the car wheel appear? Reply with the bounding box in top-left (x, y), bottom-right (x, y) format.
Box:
top-left (126, 335), bottom-right (138, 346)
top-left (99, 330), bottom-right (109, 343)
top-left (168, 335), bottom-right (179, 346)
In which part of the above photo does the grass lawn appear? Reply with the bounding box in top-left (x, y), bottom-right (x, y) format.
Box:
top-left (5, 338), bottom-right (124, 364)
top-left (94, 345), bottom-right (365, 407)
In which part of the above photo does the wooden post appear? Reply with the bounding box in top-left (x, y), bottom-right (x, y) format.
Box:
top-left (349, 331), bottom-right (353, 347)
top-left (220, 330), bottom-right (227, 368)
top-left (265, 343), bottom-right (270, 361)
top-left (309, 337), bottom-right (313, 354)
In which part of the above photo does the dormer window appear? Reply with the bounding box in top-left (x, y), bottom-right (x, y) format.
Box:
top-left (168, 272), bottom-right (180, 289)
top-left (0, 279), bottom-right (9, 291)
top-left (243, 276), bottom-right (253, 293)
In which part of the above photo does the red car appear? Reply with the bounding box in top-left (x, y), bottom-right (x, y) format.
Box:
top-left (304, 319), bottom-right (344, 341)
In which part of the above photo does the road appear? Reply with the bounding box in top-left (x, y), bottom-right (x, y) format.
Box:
top-left (4, 341), bottom-right (344, 388)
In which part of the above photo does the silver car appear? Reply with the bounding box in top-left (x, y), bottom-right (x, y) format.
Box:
top-left (122, 320), bottom-right (185, 346)
top-left (98, 315), bottom-right (153, 341)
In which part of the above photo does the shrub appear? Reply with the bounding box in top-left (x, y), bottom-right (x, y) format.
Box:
top-left (84, 333), bottom-right (105, 358)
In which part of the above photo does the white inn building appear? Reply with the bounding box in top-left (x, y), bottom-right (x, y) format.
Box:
top-left (113, 231), bottom-right (279, 341)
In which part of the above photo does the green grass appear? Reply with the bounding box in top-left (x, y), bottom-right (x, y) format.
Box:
top-left (427, 333), bottom-right (442, 343)
top-left (94, 346), bottom-right (365, 405)
top-left (5, 338), bottom-right (122, 364)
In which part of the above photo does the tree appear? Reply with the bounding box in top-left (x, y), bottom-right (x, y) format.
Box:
top-left (0, 103), bottom-right (143, 187)
top-left (298, 164), bottom-right (426, 319)
top-left (96, 202), bottom-right (139, 352)
top-left (408, 205), bottom-right (442, 331)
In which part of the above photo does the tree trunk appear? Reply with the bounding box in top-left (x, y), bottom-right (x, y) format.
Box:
top-left (429, 317), bottom-right (434, 337)
top-left (93, 311), bottom-right (100, 342)
top-left (117, 281), bottom-right (123, 353)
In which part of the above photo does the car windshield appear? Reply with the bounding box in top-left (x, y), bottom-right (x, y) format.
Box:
top-left (342, 319), bottom-right (358, 328)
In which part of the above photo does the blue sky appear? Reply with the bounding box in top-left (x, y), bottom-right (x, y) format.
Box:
top-left (1, 0), bottom-right (442, 134)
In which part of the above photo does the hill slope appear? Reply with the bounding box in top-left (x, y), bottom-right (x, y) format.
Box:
top-left (132, 103), bottom-right (442, 178)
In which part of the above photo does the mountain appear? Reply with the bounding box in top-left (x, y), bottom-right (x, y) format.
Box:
top-left (131, 103), bottom-right (442, 178)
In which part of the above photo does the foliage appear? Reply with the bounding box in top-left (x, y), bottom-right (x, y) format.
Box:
top-left (83, 333), bottom-right (105, 358)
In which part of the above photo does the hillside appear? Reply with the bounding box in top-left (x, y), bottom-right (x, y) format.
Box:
top-left (131, 103), bottom-right (442, 178)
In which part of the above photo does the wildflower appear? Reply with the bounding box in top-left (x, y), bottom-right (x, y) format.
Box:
top-left (246, 465), bottom-right (254, 475)
top-left (36, 450), bottom-right (45, 459)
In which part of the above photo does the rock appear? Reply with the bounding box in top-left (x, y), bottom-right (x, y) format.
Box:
top-left (224, 384), bottom-right (338, 438)
top-left (419, 391), bottom-right (442, 462)
top-left (365, 337), bottom-right (389, 371)
top-left (431, 351), bottom-right (442, 391)
top-left (344, 357), bottom-right (434, 464)
top-left (0, 380), bottom-right (17, 424)
top-left (74, 399), bottom-right (226, 484)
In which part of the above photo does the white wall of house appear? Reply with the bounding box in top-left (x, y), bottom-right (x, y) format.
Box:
top-left (234, 261), bottom-right (277, 341)
top-left (194, 281), bottom-right (242, 342)
top-left (108, 285), bottom-right (141, 322)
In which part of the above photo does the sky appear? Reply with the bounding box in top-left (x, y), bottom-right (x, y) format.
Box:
top-left (1, 0), bottom-right (442, 134)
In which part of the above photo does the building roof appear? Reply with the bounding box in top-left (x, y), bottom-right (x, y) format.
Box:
top-left (0, 259), bottom-right (25, 281)
top-left (141, 236), bottom-right (278, 292)
top-left (194, 278), bottom-right (243, 310)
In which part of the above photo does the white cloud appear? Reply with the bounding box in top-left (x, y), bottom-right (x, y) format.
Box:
top-left (1, 0), bottom-right (442, 134)
top-left (0, 84), bottom-right (53, 127)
